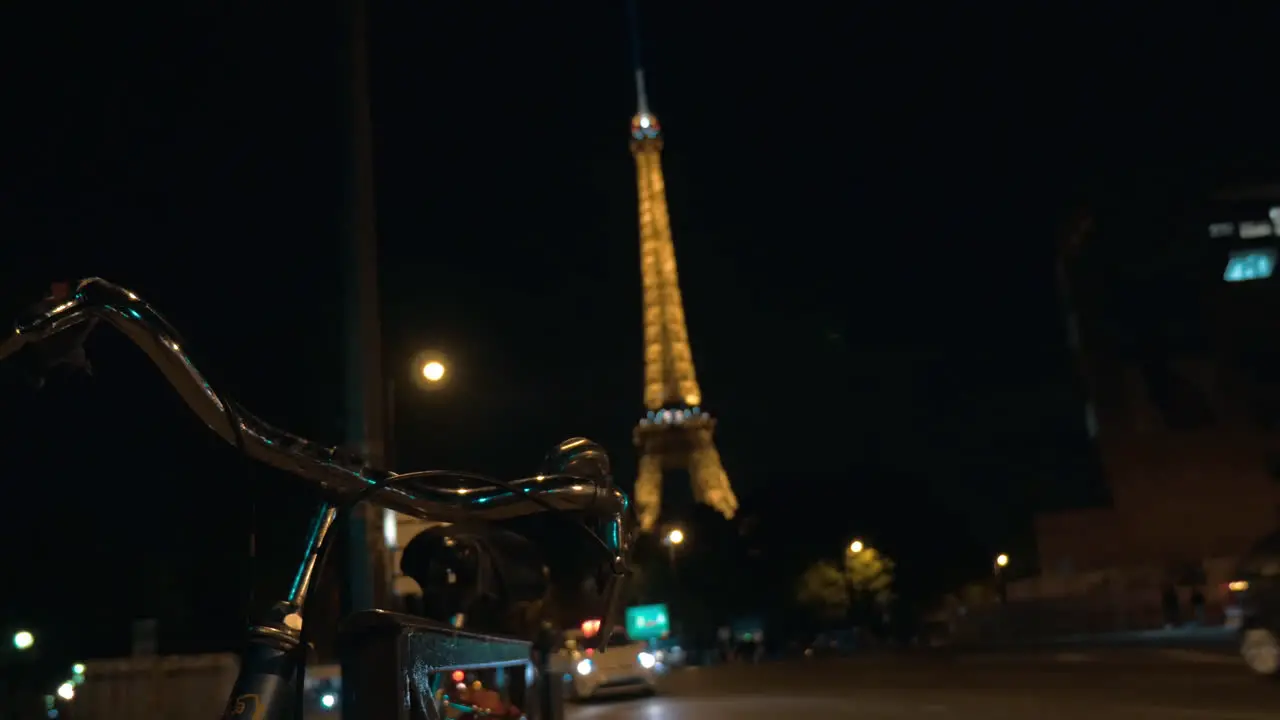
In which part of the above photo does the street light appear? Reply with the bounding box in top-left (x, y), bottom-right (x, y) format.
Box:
top-left (12, 630), bottom-right (34, 651)
top-left (410, 350), bottom-right (450, 391)
top-left (995, 553), bottom-right (1009, 569)
top-left (421, 360), bottom-right (445, 383)
top-left (666, 528), bottom-right (685, 546)
top-left (849, 539), bottom-right (864, 554)
top-left (56, 682), bottom-right (75, 701)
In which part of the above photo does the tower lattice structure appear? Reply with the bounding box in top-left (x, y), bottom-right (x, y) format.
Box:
top-left (629, 70), bottom-right (738, 532)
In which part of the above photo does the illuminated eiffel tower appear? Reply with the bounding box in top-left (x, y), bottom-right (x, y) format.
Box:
top-left (629, 68), bottom-right (738, 532)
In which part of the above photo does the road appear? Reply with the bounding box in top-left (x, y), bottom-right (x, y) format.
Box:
top-left (567, 649), bottom-right (1280, 719)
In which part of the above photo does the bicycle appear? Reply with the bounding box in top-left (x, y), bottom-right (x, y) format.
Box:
top-left (0, 277), bottom-right (637, 720)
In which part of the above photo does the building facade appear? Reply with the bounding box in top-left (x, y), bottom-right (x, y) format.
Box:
top-left (1036, 184), bottom-right (1280, 591)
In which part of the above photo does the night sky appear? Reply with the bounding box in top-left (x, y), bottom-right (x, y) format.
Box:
top-left (2, 3), bottom-right (1277, 658)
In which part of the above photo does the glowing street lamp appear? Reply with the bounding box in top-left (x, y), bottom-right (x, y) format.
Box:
top-left (420, 360), bottom-right (445, 383)
top-left (848, 539), bottom-right (864, 554)
top-left (666, 528), bottom-right (685, 546)
top-left (12, 630), bottom-right (34, 651)
top-left (409, 350), bottom-right (450, 392)
top-left (995, 553), bottom-right (1009, 569)
top-left (56, 682), bottom-right (75, 701)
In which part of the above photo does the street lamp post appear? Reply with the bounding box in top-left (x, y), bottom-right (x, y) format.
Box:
top-left (994, 553), bottom-right (1009, 603)
top-left (383, 354), bottom-right (451, 611)
top-left (662, 528), bottom-right (686, 638)
top-left (340, 0), bottom-right (386, 625)
top-left (664, 527), bottom-right (685, 569)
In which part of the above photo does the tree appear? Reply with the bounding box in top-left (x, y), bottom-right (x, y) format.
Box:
top-left (795, 561), bottom-right (850, 622)
top-left (795, 547), bottom-right (897, 627)
top-left (844, 546), bottom-right (895, 608)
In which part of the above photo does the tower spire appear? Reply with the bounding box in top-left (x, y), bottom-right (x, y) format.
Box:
top-left (626, 0), bottom-right (661, 141)
top-left (627, 0), bottom-right (653, 120)
top-left (635, 69), bottom-right (650, 117)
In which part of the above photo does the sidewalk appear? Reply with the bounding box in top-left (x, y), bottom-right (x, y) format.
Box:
top-left (1046, 625), bottom-right (1235, 649)
top-left (945, 625), bottom-right (1237, 655)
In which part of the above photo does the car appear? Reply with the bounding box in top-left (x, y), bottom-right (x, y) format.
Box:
top-left (551, 628), bottom-right (658, 700)
top-left (1233, 530), bottom-right (1280, 678)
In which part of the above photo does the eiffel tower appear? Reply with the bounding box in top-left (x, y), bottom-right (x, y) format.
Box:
top-left (629, 68), bottom-right (738, 532)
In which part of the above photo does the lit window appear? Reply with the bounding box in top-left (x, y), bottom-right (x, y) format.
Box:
top-left (1224, 248), bottom-right (1277, 282)
top-left (1209, 222), bottom-right (1235, 238)
top-left (1240, 221), bottom-right (1274, 240)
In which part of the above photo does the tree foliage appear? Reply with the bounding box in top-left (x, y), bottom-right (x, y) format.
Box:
top-left (795, 547), bottom-right (896, 624)
top-left (844, 546), bottom-right (895, 607)
top-left (795, 561), bottom-right (850, 621)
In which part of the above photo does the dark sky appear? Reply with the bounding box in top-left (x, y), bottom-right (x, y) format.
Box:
top-left (1, 3), bottom-right (1277, 657)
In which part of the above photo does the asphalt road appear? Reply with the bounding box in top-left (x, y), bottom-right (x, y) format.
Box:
top-left (567, 650), bottom-right (1280, 719)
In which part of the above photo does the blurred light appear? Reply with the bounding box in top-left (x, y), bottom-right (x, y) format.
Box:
top-left (71, 664), bottom-right (85, 676)
top-left (13, 631), bottom-right (34, 651)
top-left (637, 652), bottom-right (656, 669)
top-left (320, 693), bottom-right (337, 709)
top-left (995, 554), bottom-right (1009, 568)
top-left (576, 659), bottom-right (593, 676)
top-left (56, 683), bottom-right (75, 701)
top-left (1230, 580), bottom-right (1250, 592)
top-left (1225, 248), bottom-right (1277, 282)
top-left (421, 360), bottom-right (445, 383)
top-left (667, 529), bottom-right (685, 545)
top-left (849, 540), bottom-right (864, 554)
top-left (451, 670), bottom-right (466, 683)
top-left (581, 619), bottom-right (601, 638)
top-left (382, 509), bottom-right (398, 549)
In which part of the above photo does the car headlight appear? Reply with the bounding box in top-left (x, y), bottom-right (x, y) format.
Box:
top-left (576, 659), bottom-right (593, 676)
top-left (637, 652), bottom-right (656, 669)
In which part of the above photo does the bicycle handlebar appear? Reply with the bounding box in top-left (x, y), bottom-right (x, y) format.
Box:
top-left (1, 278), bottom-right (634, 563)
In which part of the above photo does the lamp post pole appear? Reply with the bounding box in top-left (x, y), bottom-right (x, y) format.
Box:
top-left (340, 0), bottom-right (387, 619)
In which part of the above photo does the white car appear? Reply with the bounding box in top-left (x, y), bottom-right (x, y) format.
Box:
top-left (553, 632), bottom-right (658, 700)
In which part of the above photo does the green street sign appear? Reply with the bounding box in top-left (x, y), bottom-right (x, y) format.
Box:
top-left (625, 604), bottom-right (670, 640)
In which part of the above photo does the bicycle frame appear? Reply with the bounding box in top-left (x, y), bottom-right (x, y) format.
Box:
top-left (223, 503), bottom-right (555, 720)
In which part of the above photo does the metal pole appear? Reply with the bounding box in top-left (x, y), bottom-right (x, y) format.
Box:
top-left (340, 0), bottom-right (387, 619)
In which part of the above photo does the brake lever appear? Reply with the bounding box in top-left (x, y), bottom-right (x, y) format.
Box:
top-left (28, 317), bottom-right (97, 387)
top-left (19, 282), bottom-right (98, 388)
